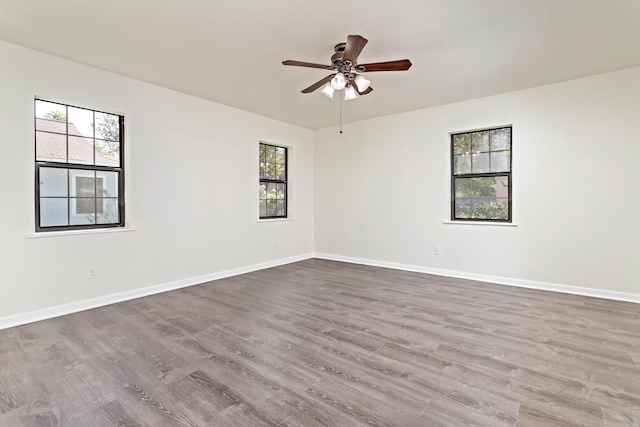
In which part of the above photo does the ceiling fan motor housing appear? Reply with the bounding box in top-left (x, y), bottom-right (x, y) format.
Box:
top-left (331, 43), bottom-right (347, 66)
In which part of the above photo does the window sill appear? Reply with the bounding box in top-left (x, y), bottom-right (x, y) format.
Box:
top-left (256, 217), bottom-right (296, 224)
top-left (442, 220), bottom-right (518, 227)
top-left (27, 226), bottom-right (137, 239)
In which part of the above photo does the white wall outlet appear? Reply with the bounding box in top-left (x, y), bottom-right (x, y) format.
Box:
top-left (88, 266), bottom-right (97, 279)
top-left (435, 246), bottom-right (442, 255)
top-left (273, 241), bottom-right (278, 249)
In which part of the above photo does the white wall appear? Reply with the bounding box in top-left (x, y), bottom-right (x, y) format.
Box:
top-left (314, 67), bottom-right (640, 296)
top-left (2, 39), bottom-right (639, 326)
top-left (0, 40), bottom-right (314, 322)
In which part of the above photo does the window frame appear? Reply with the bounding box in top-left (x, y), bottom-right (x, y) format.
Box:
top-left (259, 142), bottom-right (288, 220)
top-left (34, 99), bottom-right (125, 232)
top-left (450, 126), bottom-right (512, 223)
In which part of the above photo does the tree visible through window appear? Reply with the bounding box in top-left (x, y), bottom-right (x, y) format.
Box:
top-left (451, 127), bottom-right (512, 221)
top-left (259, 143), bottom-right (287, 219)
top-left (35, 99), bottom-right (124, 231)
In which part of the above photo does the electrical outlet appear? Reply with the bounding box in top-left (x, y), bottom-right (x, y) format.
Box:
top-left (273, 241), bottom-right (278, 249)
top-left (435, 246), bottom-right (442, 255)
top-left (88, 267), bottom-right (97, 279)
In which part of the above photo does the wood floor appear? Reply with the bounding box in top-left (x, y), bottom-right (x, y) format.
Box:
top-left (1, 259), bottom-right (639, 426)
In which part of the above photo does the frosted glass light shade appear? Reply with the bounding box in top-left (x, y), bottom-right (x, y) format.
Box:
top-left (344, 85), bottom-right (358, 101)
top-left (330, 73), bottom-right (347, 90)
top-left (320, 83), bottom-right (335, 98)
top-left (354, 74), bottom-right (370, 92)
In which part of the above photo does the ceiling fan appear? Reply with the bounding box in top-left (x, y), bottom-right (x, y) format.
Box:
top-left (282, 34), bottom-right (412, 100)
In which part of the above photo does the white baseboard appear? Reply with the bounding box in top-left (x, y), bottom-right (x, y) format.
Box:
top-left (0, 253), bottom-right (314, 330)
top-left (3, 252), bottom-right (637, 331)
top-left (314, 253), bottom-right (640, 304)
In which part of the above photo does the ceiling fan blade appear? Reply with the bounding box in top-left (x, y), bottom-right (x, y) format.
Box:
top-left (342, 35), bottom-right (368, 64)
top-left (301, 74), bottom-right (334, 93)
top-left (282, 60), bottom-right (334, 70)
top-left (351, 83), bottom-right (373, 95)
top-left (359, 59), bottom-right (412, 72)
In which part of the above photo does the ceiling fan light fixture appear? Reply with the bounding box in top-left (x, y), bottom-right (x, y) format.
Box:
top-left (344, 85), bottom-right (358, 101)
top-left (330, 72), bottom-right (347, 90)
top-left (354, 74), bottom-right (371, 92)
top-left (320, 83), bottom-right (335, 98)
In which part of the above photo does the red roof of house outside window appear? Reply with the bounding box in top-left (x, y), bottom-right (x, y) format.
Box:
top-left (36, 118), bottom-right (119, 166)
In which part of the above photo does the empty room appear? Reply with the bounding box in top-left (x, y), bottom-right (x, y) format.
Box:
top-left (1, 1), bottom-right (639, 426)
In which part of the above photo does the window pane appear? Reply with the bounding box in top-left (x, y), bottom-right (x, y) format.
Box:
top-left (68, 136), bottom-right (95, 165)
top-left (472, 131), bottom-right (489, 152)
top-left (36, 131), bottom-right (67, 162)
top-left (276, 200), bottom-right (286, 217)
top-left (40, 198), bottom-right (68, 227)
top-left (266, 200), bottom-right (277, 217)
top-left (35, 100), bottom-right (66, 123)
top-left (490, 151), bottom-right (510, 172)
top-left (70, 198), bottom-right (96, 225)
top-left (98, 198), bottom-right (119, 224)
top-left (454, 178), bottom-right (472, 197)
top-left (259, 143), bottom-right (266, 163)
top-left (67, 106), bottom-right (94, 137)
top-left (75, 198), bottom-right (95, 215)
top-left (490, 128), bottom-right (511, 151)
top-left (276, 183), bottom-right (286, 200)
top-left (39, 167), bottom-right (68, 197)
top-left (275, 147), bottom-right (286, 164)
top-left (473, 198), bottom-right (493, 218)
top-left (266, 145), bottom-right (276, 164)
top-left (263, 163), bottom-right (273, 180)
top-left (99, 171), bottom-right (119, 197)
top-left (259, 199), bottom-right (267, 217)
top-left (495, 176), bottom-right (509, 199)
top-left (95, 139), bottom-right (120, 166)
top-left (266, 182), bottom-right (277, 200)
top-left (95, 112), bottom-right (120, 141)
top-left (475, 177), bottom-right (497, 197)
top-left (472, 153), bottom-right (490, 173)
top-left (454, 198), bottom-right (471, 219)
top-left (453, 134), bottom-right (471, 155)
top-left (453, 154), bottom-right (471, 175)
top-left (73, 171), bottom-right (97, 197)
top-left (491, 198), bottom-right (509, 220)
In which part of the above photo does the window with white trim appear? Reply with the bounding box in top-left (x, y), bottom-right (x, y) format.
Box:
top-left (259, 142), bottom-right (287, 219)
top-left (451, 126), bottom-right (512, 222)
top-left (35, 99), bottom-right (125, 231)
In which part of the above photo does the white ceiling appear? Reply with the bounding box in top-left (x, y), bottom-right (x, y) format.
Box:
top-left (1, 0), bottom-right (639, 129)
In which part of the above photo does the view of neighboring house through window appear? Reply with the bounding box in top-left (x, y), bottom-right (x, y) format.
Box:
top-left (259, 142), bottom-right (287, 219)
top-left (451, 126), bottom-right (512, 222)
top-left (35, 99), bottom-right (124, 231)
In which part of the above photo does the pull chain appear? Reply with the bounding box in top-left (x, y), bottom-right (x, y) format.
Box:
top-left (339, 93), bottom-right (343, 134)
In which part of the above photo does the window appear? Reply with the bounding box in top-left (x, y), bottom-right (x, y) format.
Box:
top-left (35, 99), bottom-right (124, 231)
top-left (259, 142), bottom-right (287, 219)
top-left (451, 126), bottom-right (512, 222)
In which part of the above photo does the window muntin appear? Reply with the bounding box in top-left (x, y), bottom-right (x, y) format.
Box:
top-left (451, 127), bottom-right (511, 222)
top-left (259, 143), bottom-right (287, 219)
top-left (35, 99), bottom-right (124, 231)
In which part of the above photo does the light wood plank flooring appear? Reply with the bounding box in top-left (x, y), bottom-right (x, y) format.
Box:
top-left (1, 259), bottom-right (639, 426)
